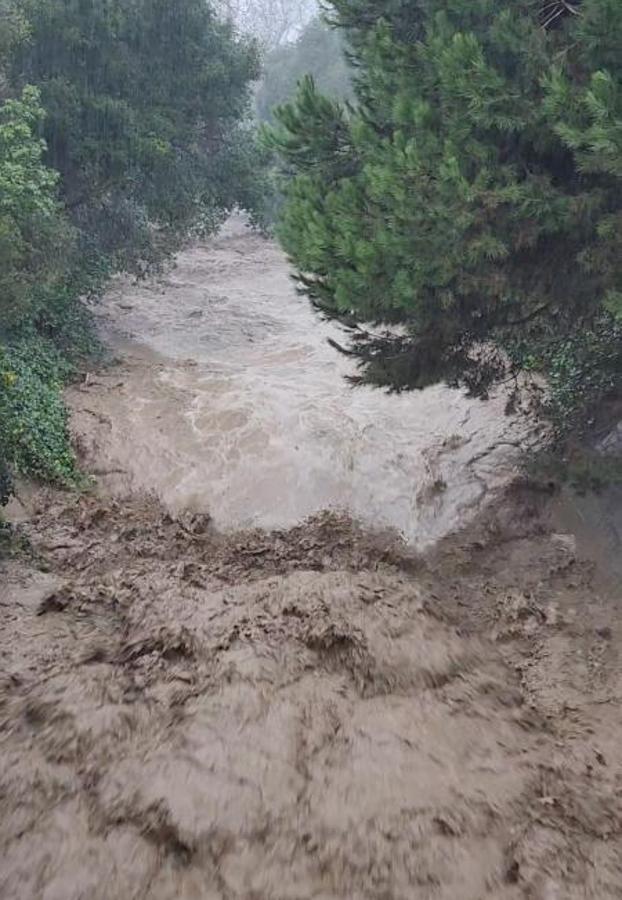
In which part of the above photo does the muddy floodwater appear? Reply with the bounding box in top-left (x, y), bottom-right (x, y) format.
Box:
top-left (2, 222), bottom-right (621, 900)
top-left (71, 217), bottom-right (525, 547)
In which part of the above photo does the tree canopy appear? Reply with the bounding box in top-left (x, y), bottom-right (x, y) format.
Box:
top-left (9, 0), bottom-right (261, 272)
top-left (267, 0), bottom-right (622, 430)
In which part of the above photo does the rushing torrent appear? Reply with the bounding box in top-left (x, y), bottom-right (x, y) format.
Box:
top-left (70, 217), bottom-right (527, 547)
top-left (2, 222), bottom-right (621, 900)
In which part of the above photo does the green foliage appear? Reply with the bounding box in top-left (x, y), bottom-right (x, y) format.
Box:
top-left (544, 318), bottom-right (622, 430)
top-left (256, 17), bottom-right (351, 123)
top-left (0, 84), bottom-right (70, 329)
top-left (10, 0), bottom-right (263, 270)
top-left (0, 0), bottom-right (29, 64)
top-left (268, 0), bottom-right (622, 432)
top-left (0, 334), bottom-right (78, 490)
top-left (0, 76), bottom-right (79, 500)
top-left (0, 277), bottom-right (98, 502)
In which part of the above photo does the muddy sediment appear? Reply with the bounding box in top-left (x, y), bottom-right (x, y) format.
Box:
top-left (1, 224), bottom-right (621, 898)
top-left (2, 488), bottom-right (622, 899)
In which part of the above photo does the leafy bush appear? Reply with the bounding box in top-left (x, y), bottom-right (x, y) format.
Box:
top-left (0, 77), bottom-right (78, 500)
top-left (546, 318), bottom-right (622, 435)
top-left (0, 334), bottom-right (78, 489)
top-left (0, 84), bottom-right (70, 329)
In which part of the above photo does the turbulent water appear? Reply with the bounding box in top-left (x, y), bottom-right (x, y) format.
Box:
top-left (74, 218), bottom-right (524, 546)
top-left (3, 219), bottom-right (622, 900)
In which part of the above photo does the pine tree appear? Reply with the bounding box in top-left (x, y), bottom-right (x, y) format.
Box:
top-left (267, 0), bottom-right (622, 426)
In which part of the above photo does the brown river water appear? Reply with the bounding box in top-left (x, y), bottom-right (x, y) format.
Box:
top-left (72, 217), bottom-right (527, 547)
top-left (2, 220), bottom-right (621, 900)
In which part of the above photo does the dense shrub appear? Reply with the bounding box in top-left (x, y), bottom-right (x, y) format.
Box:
top-left (0, 335), bottom-right (78, 491)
